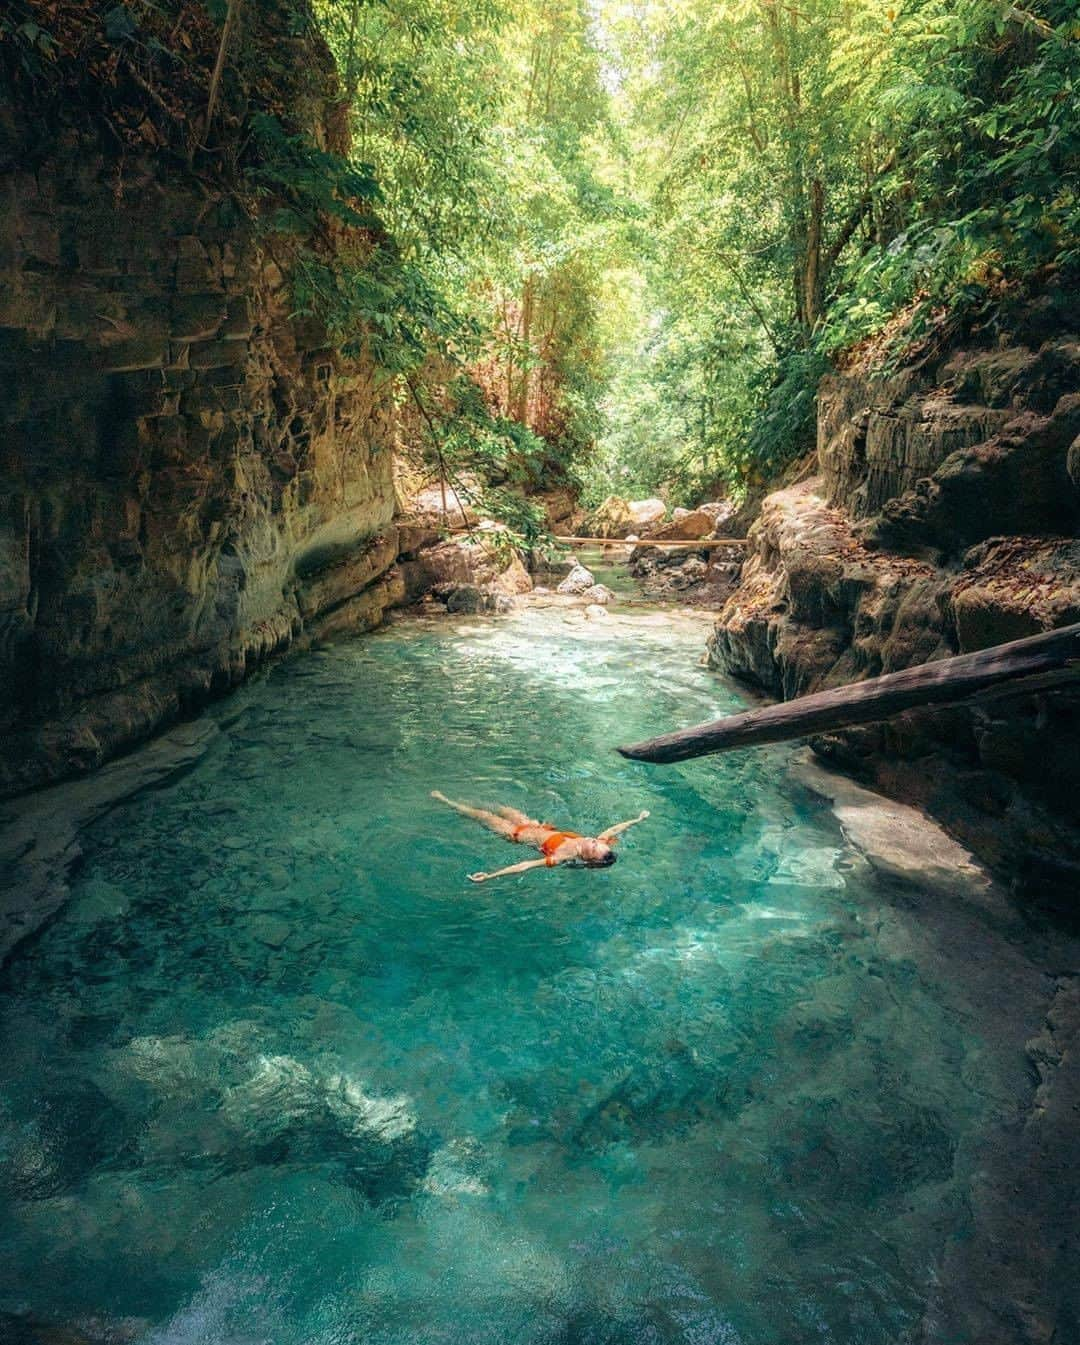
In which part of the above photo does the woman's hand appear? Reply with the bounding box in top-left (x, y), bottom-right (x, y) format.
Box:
top-left (467, 871), bottom-right (488, 884)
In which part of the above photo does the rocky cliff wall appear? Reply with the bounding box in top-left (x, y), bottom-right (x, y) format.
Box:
top-left (0, 5), bottom-right (404, 797)
top-left (711, 300), bottom-right (1080, 898)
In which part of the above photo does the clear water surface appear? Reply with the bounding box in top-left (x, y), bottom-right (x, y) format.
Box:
top-left (0, 604), bottom-right (1024, 1343)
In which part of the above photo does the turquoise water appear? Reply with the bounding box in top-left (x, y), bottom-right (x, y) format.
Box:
top-left (0, 606), bottom-right (1019, 1343)
top-left (566, 546), bottom-right (641, 599)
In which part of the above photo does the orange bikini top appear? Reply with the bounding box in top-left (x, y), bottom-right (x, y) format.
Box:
top-left (540, 829), bottom-right (580, 862)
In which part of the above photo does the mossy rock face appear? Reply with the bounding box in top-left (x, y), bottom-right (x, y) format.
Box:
top-left (711, 311), bottom-right (1080, 899)
top-left (0, 4), bottom-right (400, 799)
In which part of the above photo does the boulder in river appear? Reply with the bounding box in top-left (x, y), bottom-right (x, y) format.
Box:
top-left (400, 536), bottom-right (532, 604)
top-left (557, 564), bottom-right (596, 595)
top-left (583, 584), bottom-right (615, 605)
top-left (588, 496), bottom-right (667, 537)
top-left (444, 585), bottom-right (486, 614)
top-left (444, 584), bottom-right (517, 615)
top-left (529, 549), bottom-right (578, 579)
top-left (648, 509), bottom-right (714, 541)
top-left (588, 496), bottom-right (635, 538)
top-left (629, 498), bottom-right (667, 530)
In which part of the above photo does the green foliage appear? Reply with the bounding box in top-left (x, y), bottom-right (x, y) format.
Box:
top-left (585, 0), bottom-right (1079, 503)
top-left (316, 0), bottom-right (509, 266)
top-left (8, 0), bottom-right (1077, 520)
top-left (822, 0), bottom-right (1080, 354)
top-left (247, 111), bottom-right (382, 234)
top-left (470, 491), bottom-right (548, 553)
top-left (409, 376), bottom-right (552, 545)
top-left (52, 0), bottom-right (1065, 517)
top-left (0, 13), bottom-right (59, 74)
top-left (301, 0), bottom-right (631, 519)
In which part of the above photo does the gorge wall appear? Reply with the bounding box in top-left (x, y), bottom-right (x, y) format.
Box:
top-left (0, 3), bottom-right (405, 798)
top-left (711, 290), bottom-right (1080, 898)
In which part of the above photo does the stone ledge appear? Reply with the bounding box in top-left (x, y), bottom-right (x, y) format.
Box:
top-left (789, 749), bottom-right (992, 897)
top-left (295, 529), bottom-right (399, 620)
top-left (0, 719), bottom-right (220, 967)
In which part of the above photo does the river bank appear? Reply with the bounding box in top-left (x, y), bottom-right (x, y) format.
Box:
top-left (706, 305), bottom-right (1080, 906)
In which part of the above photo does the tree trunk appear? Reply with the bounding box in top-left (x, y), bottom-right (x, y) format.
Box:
top-left (803, 177), bottom-right (823, 329)
top-left (201, 0), bottom-right (243, 147)
top-left (618, 625), bottom-right (1080, 763)
top-left (515, 274), bottom-right (535, 425)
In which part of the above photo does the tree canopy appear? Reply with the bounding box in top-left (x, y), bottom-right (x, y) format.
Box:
top-left (312, 0), bottom-right (1077, 511)
top-left (6, 0), bottom-right (1074, 518)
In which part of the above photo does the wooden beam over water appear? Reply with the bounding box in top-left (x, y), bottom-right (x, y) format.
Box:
top-left (440, 527), bottom-right (748, 549)
top-left (618, 623), bottom-right (1080, 763)
top-left (553, 535), bottom-right (748, 549)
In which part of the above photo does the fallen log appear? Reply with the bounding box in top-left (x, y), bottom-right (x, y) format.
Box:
top-left (553, 535), bottom-right (748, 549)
top-left (618, 623), bottom-right (1080, 763)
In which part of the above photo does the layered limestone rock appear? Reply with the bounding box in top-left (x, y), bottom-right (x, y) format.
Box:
top-left (819, 335), bottom-right (1080, 526)
top-left (0, 7), bottom-right (402, 797)
top-left (397, 534), bottom-right (532, 607)
top-left (711, 309), bottom-right (1080, 894)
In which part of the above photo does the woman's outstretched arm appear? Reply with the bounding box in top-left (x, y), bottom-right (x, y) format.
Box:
top-left (599, 810), bottom-right (650, 842)
top-left (467, 857), bottom-right (553, 883)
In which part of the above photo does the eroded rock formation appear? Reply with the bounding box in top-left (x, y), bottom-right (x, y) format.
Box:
top-left (0, 6), bottom-right (404, 797)
top-left (711, 302), bottom-right (1080, 894)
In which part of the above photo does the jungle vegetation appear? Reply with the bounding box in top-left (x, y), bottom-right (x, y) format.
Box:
top-left (3, 0), bottom-right (1078, 517)
top-left (319, 0), bottom-right (1079, 511)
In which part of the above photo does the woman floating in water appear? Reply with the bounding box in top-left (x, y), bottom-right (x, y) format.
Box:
top-left (432, 791), bottom-right (650, 883)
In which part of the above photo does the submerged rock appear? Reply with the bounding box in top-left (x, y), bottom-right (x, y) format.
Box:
top-left (3, 1079), bottom-right (136, 1202)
